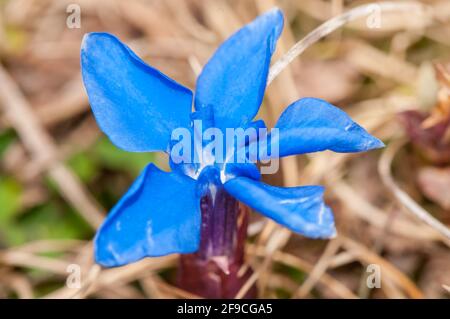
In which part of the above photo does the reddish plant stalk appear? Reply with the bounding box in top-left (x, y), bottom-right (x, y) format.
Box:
top-left (178, 186), bottom-right (256, 298)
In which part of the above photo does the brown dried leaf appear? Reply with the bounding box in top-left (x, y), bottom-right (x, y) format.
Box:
top-left (417, 166), bottom-right (450, 210)
top-left (399, 110), bottom-right (450, 164)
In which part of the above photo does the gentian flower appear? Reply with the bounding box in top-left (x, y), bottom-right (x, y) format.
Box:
top-left (81, 8), bottom-right (383, 267)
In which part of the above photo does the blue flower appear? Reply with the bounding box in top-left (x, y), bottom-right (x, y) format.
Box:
top-left (81, 9), bottom-right (383, 267)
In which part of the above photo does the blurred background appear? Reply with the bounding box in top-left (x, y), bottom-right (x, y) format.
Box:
top-left (0, 0), bottom-right (449, 299)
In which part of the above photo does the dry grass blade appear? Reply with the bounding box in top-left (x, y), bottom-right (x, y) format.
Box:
top-left (235, 227), bottom-right (291, 299)
top-left (378, 139), bottom-right (450, 242)
top-left (3, 272), bottom-right (34, 299)
top-left (0, 251), bottom-right (70, 275)
top-left (70, 264), bottom-right (102, 299)
top-left (293, 238), bottom-right (341, 298)
top-left (14, 240), bottom-right (85, 254)
top-left (341, 236), bottom-right (424, 299)
top-left (44, 255), bottom-right (177, 298)
top-left (248, 244), bottom-right (357, 299)
top-left (443, 285), bottom-right (450, 293)
top-left (268, 1), bottom-right (428, 84)
top-left (332, 180), bottom-right (441, 241)
top-left (0, 64), bottom-right (104, 229)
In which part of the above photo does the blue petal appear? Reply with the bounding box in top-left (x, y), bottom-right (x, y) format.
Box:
top-left (246, 119), bottom-right (267, 131)
top-left (223, 162), bottom-right (261, 183)
top-left (81, 32), bottom-right (193, 153)
top-left (267, 98), bottom-right (384, 158)
top-left (94, 164), bottom-right (200, 267)
top-left (195, 9), bottom-right (283, 128)
top-left (224, 177), bottom-right (336, 238)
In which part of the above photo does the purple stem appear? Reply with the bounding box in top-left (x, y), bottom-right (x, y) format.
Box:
top-left (177, 184), bottom-right (256, 298)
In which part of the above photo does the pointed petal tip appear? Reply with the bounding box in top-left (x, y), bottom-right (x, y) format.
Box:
top-left (305, 205), bottom-right (336, 239)
top-left (81, 33), bottom-right (89, 51)
top-left (326, 227), bottom-right (338, 239)
top-left (265, 7), bottom-right (284, 38)
top-left (81, 32), bottom-right (111, 52)
top-left (299, 224), bottom-right (336, 240)
top-left (365, 135), bottom-right (385, 151)
top-left (93, 243), bottom-right (113, 268)
top-left (194, 7), bottom-right (284, 128)
top-left (267, 7), bottom-right (283, 18)
top-left (93, 231), bottom-right (120, 268)
top-left (94, 254), bottom-right (110, 268)
top-left (80, 33), bottom-right (95, 55)
top-left (256, 7), bottom-right (283, 24)
top-left (309, 224), bottom-right (337, 240)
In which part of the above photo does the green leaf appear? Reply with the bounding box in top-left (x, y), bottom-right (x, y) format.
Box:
top-left (0, 129), bottom-right (16, 157)
top-left (14, 202), bottom-right (92, 244)
top-left (67, 152), bottom-right (98, 183)
top-left (274, 262), bottom-right (306, 284)
top-left (0, 226), bottom-right (26, 246)
top-left (0, 178), bottom-right (22, 224)
top-left (4, 25), bottom-right (27, 53)
top-left (93, 137), bottom-right (155, 176)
